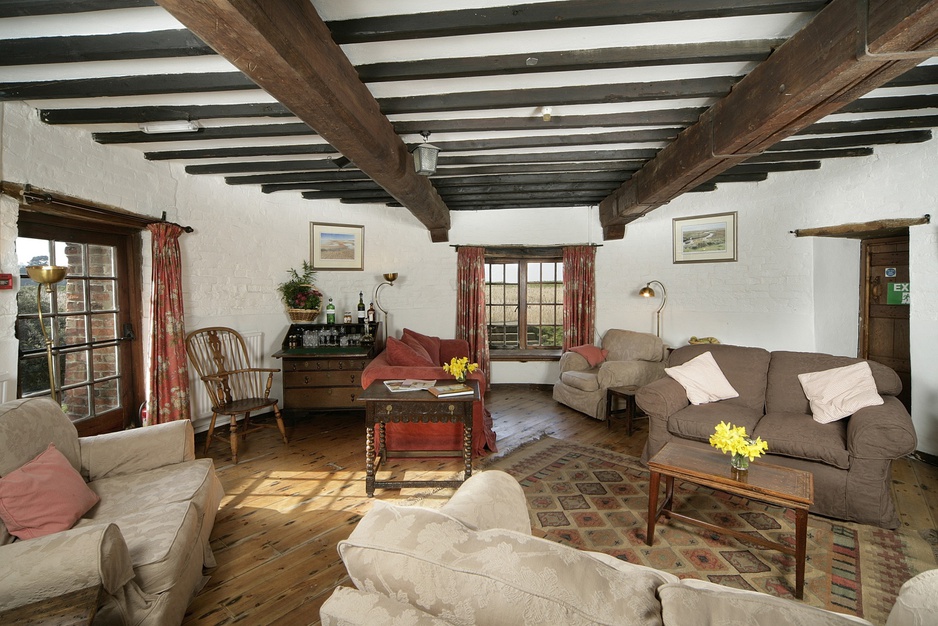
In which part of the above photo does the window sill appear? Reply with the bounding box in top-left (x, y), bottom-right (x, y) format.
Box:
top-left (489, 350), bottom-right (561, 362)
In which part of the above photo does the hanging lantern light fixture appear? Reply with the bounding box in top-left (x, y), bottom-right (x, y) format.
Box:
top-left (412, 131), bottom-right (440, 176)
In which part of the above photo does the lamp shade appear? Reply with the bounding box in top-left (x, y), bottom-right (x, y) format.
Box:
top-left (413, 142), bottom-right (440, 176)
top-left (639, 284), bottom-right (656, 298)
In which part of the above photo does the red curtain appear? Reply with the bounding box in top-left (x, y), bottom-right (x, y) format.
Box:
top-left (562, 245), bottom-right (596, 350)
top-left (455, 246), bottom-right (490, 382)
top-left (146, 223), bottom-right (190, 424)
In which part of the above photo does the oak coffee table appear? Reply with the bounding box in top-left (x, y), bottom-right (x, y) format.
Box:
top-left (646, 441), bottom-right (814, 599)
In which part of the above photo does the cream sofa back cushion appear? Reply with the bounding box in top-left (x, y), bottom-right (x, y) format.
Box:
top-left (338, 501), bottom-right (673, 626)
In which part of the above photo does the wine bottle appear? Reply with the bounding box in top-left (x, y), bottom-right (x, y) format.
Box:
top-left (326, 298), bottom-right (336, 324)
top-left (357, 291), bottom-right (366, 322)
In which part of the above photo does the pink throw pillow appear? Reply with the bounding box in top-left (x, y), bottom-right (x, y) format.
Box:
top-left (403, 328), bottom-right (442, 365)
top-left (386, 337), bottom-right (435, 367)
top-left (570, 344), bottom-right (609, 367)
top-left (0, 443), bottom-right (100, 540)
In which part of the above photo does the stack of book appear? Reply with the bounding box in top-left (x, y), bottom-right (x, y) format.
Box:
top-left (428, 382), bottom-right (474, 397)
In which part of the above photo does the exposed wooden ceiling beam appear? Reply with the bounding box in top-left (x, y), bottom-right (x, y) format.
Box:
top-left (154, 0), bottom-right (450, 240)
top-left (326, 0), bottom-right (826, 44)
top-left (599, 0), bottom-right (938, 240)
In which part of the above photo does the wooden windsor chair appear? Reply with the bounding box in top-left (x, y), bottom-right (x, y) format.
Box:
top-left (185, 327), bottom-right (287, 463)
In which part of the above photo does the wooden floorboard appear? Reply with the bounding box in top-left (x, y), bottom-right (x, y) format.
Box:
top-left (183, 384), bottom-right (937, 625)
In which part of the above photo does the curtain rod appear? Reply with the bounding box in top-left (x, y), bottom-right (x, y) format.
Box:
top-left (2, 182), bottom-right (193, 233)
top-left (451, 243), bottom-right (601, 248)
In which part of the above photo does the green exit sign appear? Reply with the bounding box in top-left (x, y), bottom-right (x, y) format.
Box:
top-left (887, 283), bottom-right (910, 305)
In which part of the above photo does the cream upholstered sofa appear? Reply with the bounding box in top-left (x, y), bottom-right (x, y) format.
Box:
top-left (321, 470), bottom-right (936, 625)
top-left (637, 344), bottom-right (916, 529)
top-left (553, 329), bottom-right (668, 420)
top-left (0, 398), bottom-right (223, 625)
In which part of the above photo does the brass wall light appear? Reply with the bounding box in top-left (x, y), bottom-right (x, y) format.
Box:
top-left (412, 132), bottom-right (439, 176)
top-left (26, 265), bottom-right (68, 402)
top-left (639, 280), bottom-right (668, 338)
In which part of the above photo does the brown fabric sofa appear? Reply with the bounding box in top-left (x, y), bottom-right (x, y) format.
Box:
top-left (637, 344), bottom-right (916, 528)
top-left (0, 398), bottom-right (223, 625)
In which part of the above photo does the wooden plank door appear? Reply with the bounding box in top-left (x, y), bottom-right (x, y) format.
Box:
top-left (859, 236), bottom-right (911, 412)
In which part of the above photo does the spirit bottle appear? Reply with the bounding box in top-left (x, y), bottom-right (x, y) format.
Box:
top-left (367, 301), bottom-right (376, 323)
top-left (357, 291), bottom-right (366, 322)
top-left (326, 298), bottom-right (335, 324)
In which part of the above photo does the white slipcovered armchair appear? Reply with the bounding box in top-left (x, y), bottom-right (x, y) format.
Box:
top-left (553, 329), bottom-right (668, 420)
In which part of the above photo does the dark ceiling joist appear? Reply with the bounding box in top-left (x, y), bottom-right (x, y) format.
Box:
top-left (40, 103), bottom-right (294, 125)
top-left (842, 94), bottom-right (938, 113)
top-left (379, 76), bottom-right (739, 115)
top-left (145, 143), bottom-right (337, 161)
top-left (186, 158), bottom-right (346, 175)
top-left (357, 39), bottom-right (784, 82)
top-left (326, 0), bottom-right (826, 44)
top-left (796, 114), bottom-right (938, 135)
top-left (154, 0), bottom-right (451, 241)
top-left (0, 72), bottom-right (256, 101)
top-left (0, 0), bottom-right (152, 17)
top-left (599, 0), bottom-right (938, 240)
top-left (424, 128), bottom-right (680, 153)
top-left (0, 30), bottom-right (212, 65)
top-left (391, 109), bottom-right (705, 134)
top-left (93, 122), bottom-right (316, 144)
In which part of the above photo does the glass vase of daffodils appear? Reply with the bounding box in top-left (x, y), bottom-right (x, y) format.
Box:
top-left (708, 421), bottom-right (769, 472)
top-left (442, 356), bottom-right (478, 383)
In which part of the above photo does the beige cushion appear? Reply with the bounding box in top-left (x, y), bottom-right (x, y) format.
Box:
top-left (560, 369), bottom-right (600, 392)
top-left (665, 351), bottom-right (739, 405)
top-left (321, 587), bottom-right (455, 625)
top-left (886, 568), bottom-right (938, 626)
top-left (660, 578), bottom-right (874, 626)
top-left (339, 501), bottom-right (674, 626)
top-left (798, 362), bottom-right (883, 424)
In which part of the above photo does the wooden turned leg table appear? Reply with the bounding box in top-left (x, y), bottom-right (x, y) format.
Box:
top-left (646, 442), bottom-right (814, 599)
top-left (358, 380), bottom-right (480, 497)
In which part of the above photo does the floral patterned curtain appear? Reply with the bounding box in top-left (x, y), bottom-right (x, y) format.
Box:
top-left (146, 222), bottom-right (190, 424)
top-left (456, 246), bottom-right (490, 382)
top-left (562, 245), bottom-right (596, 351)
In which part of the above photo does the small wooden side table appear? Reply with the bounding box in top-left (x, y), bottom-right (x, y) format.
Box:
top-left (606, 385), bottom-right (644, 435)
top-left (358, 380), bottom-right (480, 497)
top-left (646, 442), bottom-right (814, 599)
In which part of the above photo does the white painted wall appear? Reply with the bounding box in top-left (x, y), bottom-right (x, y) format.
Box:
top-left (2, 101), bottom-right (937, 454)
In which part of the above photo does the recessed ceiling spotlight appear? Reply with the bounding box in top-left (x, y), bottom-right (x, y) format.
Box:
top-left (541, 106), bottom-right (553, 122)
top-left (525, 57), bottom-right (539, 66)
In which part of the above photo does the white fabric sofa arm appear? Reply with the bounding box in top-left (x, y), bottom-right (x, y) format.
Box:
top-left (321, 587), bottom-right (454, 625)
top-left (0, 523), bottom-right (135, 612)
top-left (558, 350), bottom-right (590, 374)
top-left (886, 568), bottom-right (938, 626)
top-left (80, 420), bottom-right (194, 481)
top-left (438, 470), bottom-right (531, 534)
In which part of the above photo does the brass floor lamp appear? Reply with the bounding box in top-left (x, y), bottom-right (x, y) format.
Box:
top-left (26, 265), bottom-right (67, 403)
top-left (373, 272), bottom-right (398, 344)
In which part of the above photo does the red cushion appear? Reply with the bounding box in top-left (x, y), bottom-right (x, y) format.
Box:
top-left (570, 344), bottom-right (609, 367)
top-left (402, 333), bottom-right (434, 364)
top-left (0, 443), bottom-right (100, 540)
top-left (403, 328), bottom-right (442, 365)
top-left (386, 336), bottom-right (435, 367)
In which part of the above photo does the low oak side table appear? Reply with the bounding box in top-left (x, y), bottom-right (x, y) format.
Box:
top-left (646, 441), bottom-right (814, 599)
top-left (358, 379), bottom-right (480, 497)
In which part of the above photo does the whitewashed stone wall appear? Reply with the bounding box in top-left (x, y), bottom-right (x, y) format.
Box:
top-left (2, 100), bottom-right (936, 455)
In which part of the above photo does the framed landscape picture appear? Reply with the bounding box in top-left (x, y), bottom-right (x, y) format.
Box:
top-left (672, 212), bottom-right (737, 264)
top-left (310, 222), bottom-right (364, 270)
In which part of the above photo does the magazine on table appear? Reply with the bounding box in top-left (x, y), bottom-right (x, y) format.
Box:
top-left (383, 379), bottom-right (435, 392)
top-left (428, 382), bottom-right (475, 398)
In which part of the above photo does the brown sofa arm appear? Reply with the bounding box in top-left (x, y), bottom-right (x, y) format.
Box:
top-left (635, 376), bottom-right (688, 421)
top-left (847, 396), bottom-right (917, 459)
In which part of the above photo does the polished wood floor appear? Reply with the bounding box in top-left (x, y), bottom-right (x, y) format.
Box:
top-left (184, 385), bottom-right (938, 626)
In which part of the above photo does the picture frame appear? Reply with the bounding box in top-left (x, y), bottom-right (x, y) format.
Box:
top-left (672, 212), bottom-right (738, 264)
top-left (310, 222), bottom-right (364, 271)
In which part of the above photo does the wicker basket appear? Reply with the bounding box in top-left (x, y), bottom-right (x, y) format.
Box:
top-left (287, 308), bottom-right (320, 322)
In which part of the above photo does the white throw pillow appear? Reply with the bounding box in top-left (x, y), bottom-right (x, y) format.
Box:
top-left (664, 351), bottom-right (739, 405)
top-left (798, 361), bottom-right (884, 424)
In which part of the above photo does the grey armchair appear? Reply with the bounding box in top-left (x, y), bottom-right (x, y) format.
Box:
top-left (552, 329), bottom-right (668, 420)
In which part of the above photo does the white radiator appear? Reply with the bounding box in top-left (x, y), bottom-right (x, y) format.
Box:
top-left (189, 330), bottom-right (263, 432)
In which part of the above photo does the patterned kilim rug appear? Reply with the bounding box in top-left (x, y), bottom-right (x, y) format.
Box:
top-left (483, 437), bottom-right (937, 625)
